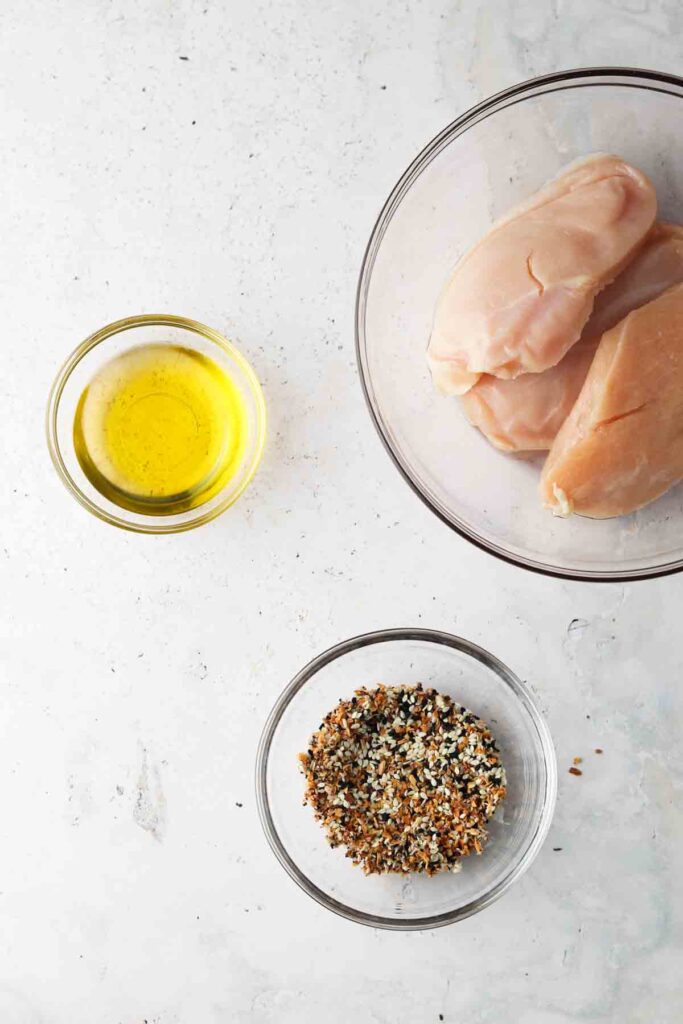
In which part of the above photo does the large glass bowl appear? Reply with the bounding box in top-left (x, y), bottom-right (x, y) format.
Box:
top-left (356, 68), bottom-right (683, 580)
top-left (47, 314), bottom-right (266, 533)
top-left (256, 629), bottom-right (556, 930)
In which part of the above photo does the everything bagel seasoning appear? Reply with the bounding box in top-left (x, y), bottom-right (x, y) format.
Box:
top-left (299, 684), bottom-right (506, 875)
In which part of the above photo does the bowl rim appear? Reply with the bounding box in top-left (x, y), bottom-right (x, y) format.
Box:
top-left (46, 313), bottom-right (267, 534)
top-left (355, 66), bottom-right (683, 582)
top-left (255, 627), bottom-right (558, 931)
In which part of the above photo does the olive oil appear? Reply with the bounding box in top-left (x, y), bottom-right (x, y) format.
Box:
top-left (73, 343), bottom-right (247, 515)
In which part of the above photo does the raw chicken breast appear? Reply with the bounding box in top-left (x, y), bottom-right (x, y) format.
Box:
top-left (427, 154), bottom-right (657, 395)
top-left (540, 282), bottom-right (683, 519)
top-left (461, 343), bottom-right (595, 452)
top-left (461, 222), bottom-right (683, 451)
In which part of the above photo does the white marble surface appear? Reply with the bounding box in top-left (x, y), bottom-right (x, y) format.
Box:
top-left (1, 1), bottom-right (683, 1021)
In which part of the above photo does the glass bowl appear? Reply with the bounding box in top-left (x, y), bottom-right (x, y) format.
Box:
top-left (46, 314), bottom-right (266, 533)
top-left (256, 628), bottom-right (556, 930)
top-left (356, 68), bottom-right (683, 580)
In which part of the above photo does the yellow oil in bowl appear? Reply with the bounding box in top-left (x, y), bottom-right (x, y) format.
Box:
top-left (73, 343), bottom-right (248, 515)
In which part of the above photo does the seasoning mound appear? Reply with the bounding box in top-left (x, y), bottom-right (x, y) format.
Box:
top-left (299, 684), bottom-right (507, 875)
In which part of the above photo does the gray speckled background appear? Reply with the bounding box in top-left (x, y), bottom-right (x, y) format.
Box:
top-left (1, 1), bottom-right (682, 1021)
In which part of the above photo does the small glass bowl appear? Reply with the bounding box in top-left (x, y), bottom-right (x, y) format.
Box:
top-left (46, 314), bottom-right (266, 533)
top-left (256, 628), bottom-right (556, 930)
top-left (356, 68), bottom-right (683, 580)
